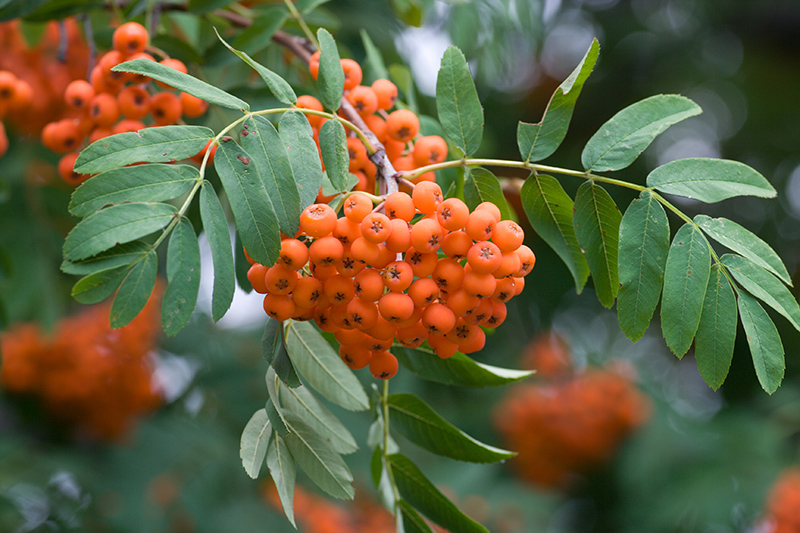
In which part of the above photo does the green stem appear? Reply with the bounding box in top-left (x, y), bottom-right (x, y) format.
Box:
top-left (283, 0), bottom-right (318, 48)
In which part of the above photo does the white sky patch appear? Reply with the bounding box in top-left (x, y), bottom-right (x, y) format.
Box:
top-left (395, 26), bottom-right (453, 97)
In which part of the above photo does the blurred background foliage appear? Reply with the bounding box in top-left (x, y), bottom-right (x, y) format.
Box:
top-left (1, 0), bottom-right (800, 531)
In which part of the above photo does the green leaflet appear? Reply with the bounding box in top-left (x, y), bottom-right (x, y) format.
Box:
top-left (71, 264), bottom-right (130, 305)
top-left (266, 434), bottom-right (296, 527)
top-left (397, 500), bottom-right (434, 533)
top-left (436, 46), bottom-right (483, 157)
top-left (316, 28), bottom-right (344, 112)
top-left (319, 119), bottom-right (350, 193)
top-left (240, 408), bottom-right (271, 479)
top-left (694, 264), bottom-right (737, 390)
top-left (394, 347), bottom-right (533, 387)
top-left (62, 241), bottom-right (151, 276)
top-left (646, 158), bottom-right (776, 203)
top-left (199, 183), bottom-right (234, 322)
top-left (279, 111), bottom-right (324, 210)
top-left (161, 217), bottom-right (201, 336)
top-left (463, 167), bottom-right (512, 221)
top-left (737, 291), bottom-right (784, 394)
top-left (110, 250), bottom-right (158, 329)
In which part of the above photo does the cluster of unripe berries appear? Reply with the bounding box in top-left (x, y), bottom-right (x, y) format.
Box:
top-left (0, 69), bottom-right (33, 158)
top-left (299, 51), bottom-right (446, 200)
top-left (39, 21), bottom-right (211, 185)
top-left (246, 181), bottom-right (534, 380)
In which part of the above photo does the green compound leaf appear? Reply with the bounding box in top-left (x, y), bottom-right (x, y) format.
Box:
top-left (266, 434), bottom-right (296, 527)
top-left (110, 250), bottom-right (158, 329)
top-left (61, 240), bottom-right (151, 276)
top-left (394, 347), bottom-right (533, 387)
top-left (279, 382), bottom-right (359, 455)
top-left (262, 318), bottom-right (281, 364)
top-left (581, 94), bottom-right (701, 172)
top-left (463, 167), bottom-right (512, 221)
top-left (215, 28), bottom-right (296, 106)
top-left (71, 264), bottom-right (130, 305)
top-left (397, 500), bottom-right (434, 533)
top-left (161, 217), bottom-right (201, 336)
top-left (69, 164), bottom-right (197, 217)
top-left (279, 111), bottom-right (324, 210)
top-left (63, 202), bottom-right (177, 262)
top-left (436, 46), bottom-right (484, 157)
top-left (199, 183), bottom-right (234, 322)
top-left (387, 394), bottom-right (514, 463)
top-left (695, 215), bottom-right (791, 286)
top-left (517, 38), bottom-right (599, 163)
top-left (694, 264), bottom-right (737, 390)
top-left (113, 58), bottom-right (249, 112)
top-left (521, 174), bottom-right (589, 293)
top-left (240, 115), bottom-right (301, 237)
top-left (319, 119), bottom-right (350, 193)
top-left (646, 158), bottom-right (776, 203)
top-left (721, 254), bottom-right (800, 333)
top-left (737, 291), bottom-right (784, 394)
top-left (214, 137), bottom-right (281, 266)
top-left (316, 28), bottom-right (344, 112)
top-left (387, 454), bottom-right (488, 533)
top-left (74, 125), bottom-right (213, 175)
top-left (617, 190), bottom-right (670, 342)
top-left (283, 411), bottom-right (355, 500)
top-left (573, 181), bottom-right (622, 308)
top-left (660, 224), bottom-right (712, 358)
top-left (240, 408), bottom-right (271, 479)
top-left (273, 336), bottom-right (302, 388)
top-left (285, 321), bottom-right (369, 411)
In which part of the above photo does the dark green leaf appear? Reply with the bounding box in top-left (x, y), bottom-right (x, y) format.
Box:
top-left (660, 224), bottom-right (712, 358)
top-left (61, 241), bottom-right (151, 276)
top-left (215, 29), bottom-right (297, 106)
top-left (110, 251), bottom-right (158, 328)
top-left (394, 347), bottom-right (533, 387)
top-left (694, 264), bottom-right (737, 390)
top-left (214, 137), bottom-right (281, 266)
top-left (240, 408), bottom-right (271, 479)
top-left (234, 231), bottom-right (252, 293)
top-left (0, 0), bottom-right (48, 22)
top-left (63, 202), bottom-right (177, 262)
top-left (161, 217), bottom-right (201, 336)
top-left (573, 181), bottom-right (622, 308)
top-left (646, 158), bottom-right (776, 203)
top-left (274, 337), bottom-right (302, 388)
top-left (262, 318), bottom-right (281, 364)
top-left (280, 382), bottom-right (359, 455)
top-left (232, 8), bottom-right (289, 54)
top-left (436, 46), bottom-right (483, 157)
top-left (279, 111), bottom-right (324, 210)
top-left (285, 321), bottom-right (369, 411)
top-left (360, 29), bottom-right (389, 81)
top-left (695, 215), bottom-right (791, 286)
top-left (113, 59), bottom-right (249, 112)
top-left (265, 391), bottom-right (289, 437)
top-left (69, 164), bottom-right (197, 218)
top-left (321, 171), bottom-right (358, 197)
top-left (721, 254), bottom-right (800, 333)
top-left (387, 454), bottom-right (488, 533)
top-left (71, 265), bottom-right (129, 305)
top-left (319, 119), bottom-right (350, 193)
top-left (463, 167), bottom-right (512, 220)
top-left (74, 126), bottom-right (213, 175)
top-left (266, 434), bottom-right (296, 527)
top-left (517, 39), bottom-right (599, 162)
top-left (397, 500), bottom-right (434, 533)
top-left (520, 174), bottom-right (589, 292)
top-left (199, 183), bottom-right (235, 322)
top-left (737, 291), bottom-right (784, 394)
top-left (581, 95), bottom-right (701, 172)
top-left (388, 394), bottom-right (514, 463)
top-left (316, 28), bottom-right (344, 112)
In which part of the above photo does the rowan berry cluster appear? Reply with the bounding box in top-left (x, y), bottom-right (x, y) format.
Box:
top-left (0, 69), bottom-right (32, 157)
top-left (39, 21), bottom-right (212, 185)
top-left (247, 180), bottom-right (534, 380)
top-left (760, 468), bottom-right (800, 533)
top-left (494, 333), bottom-right (650, 488)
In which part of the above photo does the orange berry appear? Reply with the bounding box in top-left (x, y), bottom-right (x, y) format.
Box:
top-left (99, 50), bottom-right (126, 86)
top-left (432, 258), bottom-right (465, 292)
top-left (64, 80), bottom-right (95, 111)
top-left (347, 136), bottom-right (369, 172)
top-left (515, 244), bottom-right (536, 276)
top-left (58, 153), bottom-right (86, 185)
top-left (336, 248), bottom-right (365, 278)
top-left (382, 261), bottom-right (414, 292)
top-left (462, 270), bottom-right (497, 298)
top-left (247, 263), bottom-right (269, 294)
top-left (384, 191), bottom-right (416, 221)
top-left (492, 220), bottom-right (525, 252)
top-left (408, 277), bottom-right (439, 308)
top-left (459, 328), bottom-right (485, 354)
top-left (278, 238), bottom-right (309, 270)
top-left (296, 94), bottom-right (324, 129)
top-left (371, 79), bottom-right (398, 110)
top-left (385, 218), bottom-right (412, 253)
top-left (9, 79), bottom-right (31, 110)
top-left (340, 344), bottom-right (372, 370)
top-left (436, 198), bottom-right (470, 231)
top-left (413, 135), bottom-right (448, 166)
top-left (265, 264), bottom-right (299, 295)
top-left (310, 261), bottom-right (337, 281)
top-left (441, 230), bottom-right (473, 260)
top-left (422, 303), bottom-right (456, 335)
top-left (369, 350), bottom-right (398, 379)
top-left (384, 138), bottom-right (405, 161)
top-left (323, 274), bottom-right (355, 305)
top-left (113, 21), bottom-right (149, 55)
top-left (309, 235), bottom-right (344, 267)
top-left (292, 276), bottom-right (324, 308)
top-left (313, 307), bottom-right (337, 332)
top-left (156, 58), bottom-right (187, 89)
top-left (346, 85), bottom-right (378, 117)
top-left (350, 237), bottom-right (381, 265)
top-left (464, 209), bottom-right (496, 241)
top-left (396, 321), bottom-right (428, 348)
top-left (340, 59), bottom-right (363, 91)
top-left (428, 334), bottom-right (458, 359)
top-left (371, 244), bottom-right (395, 270)
top-left (491, 277), bottom-right (516, 303)
top-left (90, 65), bottom-right (117, 94)
top-left (353, 268), bottom-right (385, 302)
top-left (149, 91), bottom-right (182, 126)
top-left (117, 85), bottom-right (150, 119)
top-left (335, 328), bottom-right (367, 346)
top-left (483, 301), bottom-right (507, 328)
top-left (493, 251), bottom-right (522, 279)
top-left (0, 71), bottom-right (16, 104)
top-left (113, 119), bottom-right (146, 134)
top-left (404, 247), bottom-right (438, 278)
top-left (475, 201), bottom-right (502, 222)
top-left (263, 293), bottom-right (296, 321)
top-left (411, 181), bottom-right (443, 214)
top-left (89, 127), bottom-right (113, 144)
top-left (50, 119), bottom-right (84, 153)
top-left (190, 140), bottom-right (217, 166)
top-left (180, 92), bottom-right (209, 118)
top-left (333, 217), bottom-right (361, 247)
top-left (467, 241), bottom-right (502, 274)
top-left (409, 218), bottom-right (444, 253)
top-left (308, 51), bottom-right (321, 80)
top-left (364, 114), bottom-right (386, 142)
top-left (243, 247), bottom-right (257, 265)
top-left (364, 315), bottom-right (397, 342)
top-left (360, 212), bottom-right (392, 244)
top-left (396, 304), bottom-right (425, 329)
top-left (385, 109), bottom-right (419, 143)
top-left (123, 52), bottom-right (156, 84)
top-left (463, 297), bottom-right (493, 325)
top-left (89, 93), bottom-right (120, 128)
top-left (392, 155), bottom-right (416, 172)
top-left (444, 288), bottom-right (480, 317)
top-left (300, 203), bottom-right (337, 237)
top-left (378, 292), bottom-right (415, 323)
top-left (513, 276), bottom-right (525, 296)
top-left (347, 297), bottom-right (379, 330)
top-left (344, 192), bottom-right (374, 222)
top-left (445, 318), bottom-right (480, 347)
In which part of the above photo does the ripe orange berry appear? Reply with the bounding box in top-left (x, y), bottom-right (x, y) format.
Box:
top-left (384, 191), bottom-right (416, 221)
top-left (52, 119), bottom-right (85, 153)
top-left (64, 80), bottom-right (95, 111)
top-left (9, 78), bottom-right (31, 110)
top-left (336, 249), bottom-right (365, 278)
top-left (309, 235), bottom-right (344, 267)
top-left (0, 71), bottom-right (17, 104)
top-left (432, 258), bottom-right (465, 291)
top-left (464, 209), bottom-right (496, 241)
top-left (98, 50), bottom-right (126, 86)
top-left (310, 261), bottom-right (337, 281)
top-left (340, 344), bottom-right (372, 370)
top-left (364, 114), bottom-right (386, 142)
top-left (459, 327), bottom-right (486, 354)
top-left (436, 198), bottom-right (470, 231)
top-left (483, 301), bottom-right (507, 328)
top-left (384, 138), bottom-right (405, 161)
top-left (467, 241), bottom-right (502, 274)
top-left (346, 85), bottom-right (378, 117)
top-left (408, 277), bottom-right (439, 308)
top-left (292, 276), bottom-right (324, 308)
top-left (308, 50), bottom-right (321, 80)
top-left (340, 59), bottom-right (363, 91)
top-left (515, 245), bottom-right (536, 276)
top-left (364, 314), bottom-right (397, 342)
top-left (263, 293), bottom-right (296, 321)
top-left (333, 217), bottom-right (361, 247)
top-left (371, 244), bottom-right (395, 270)
top-left (353, 269), bottom-right (385, 302)
top-left (464, 297), bottom-right (493, 325)
top-left (350, 237), bottom-right (381, 265)
top-left (413, 135), bottom-right (448, 166)
top-left (493, 220), bottom-right (525, 252)
top-left (89, 127), bottom-right (113, 144)
top-left (347, 136), bottom-right (369, 172)
top-left (360, 212), bottom-right (392, 244)
top-left (396, 321), bottom-right (428, 348)
top-left (347, 297), bottom-right (379, 330)
top-left (90, 65), bottom-right (117, 94)
top-left (492, 277), bottom-right (517, 303)
top-left (385, 218), bottom-right (412, 253)
top-left (180, 92), bottom-right (209, 118)
top-left (378, 292), bottom-right (415, 323)
top-left (369, 350), bottom-right (398, 379)
top-left (265, 264), bottom-right (299, 295)
top-left (247, 263), bottom-right (269, 294)
top-left (475, 201), bottom-right (502, 222)
top-left (422, 303), bottom-right (456, 335)
top-left (113, 22), bottom-right (149, 55)
top-left (513, 276), bottom-right (525, 296)
top-left (117, 85), bottom-right (150, 119)
top-left (428, 334), bottom-right (458, 359)
top-left (446, 318), bottom-right (480, 347)
top-left (278, 238), bottom-right (309, 270)
top-left (156, 58), bottom-right (187, 90)
top-left (150, 91), bottom-right (182, 126)
top-left (296, 94), bottom-right (325, 128)
top-left (371, 79), bottom-right (398, 110)
top-left (493, 251), bottom-right (522, 279)
top-left (385, 109), bottom-right (419, 143)
top-left (404, 247), bottom-right (438, 278)
top-left (113, 119), bottom-right (146, 134)
top-left (344, 191), bottom-right (374, 223)
top-left (382, 260), bottom-right (414, 292)
top-left (123, 52), bottom-right (156, 84)
top-left (411, 181), bottom-right (443, 214)
top-left (409, 218), bottom-right (445, 253)
top-left (445, 288), bottom-right (480, 317)
top-left (89, 93), bottom-right (121, 128)
top-left (58, 153), bottom-right (85, 185)
top-left (441, 230), bottom-right (473, 260)
top-left (462, 270), bottom-right (497, 299)
top-left (324, 274), bottom-right (355, 305)
top-left (300, 203), bottom-right (337, 237)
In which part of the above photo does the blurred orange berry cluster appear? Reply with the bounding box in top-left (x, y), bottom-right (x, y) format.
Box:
top-left (760, 468), bottom-right (800, 533)
top-left (0, 287), bottom-right (163, 442)
top-left (494, 332), bottom-right (651, 488)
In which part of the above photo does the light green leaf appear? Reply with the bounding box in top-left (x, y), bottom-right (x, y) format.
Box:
top-left (265, 376), bottom-right (290, 436)
top-left (199, 183), bottom-right (234, 322)
top-left (74, 125), bottom-right (213, 175)
top-left (520, 174), bottom-right (589, 293)
top-left (463, 167), bottom-right (512, 220)
top-left (436, 46), bottom-right (483, 156)
top-left (737, 291), bottom-right (784, 394)
top-left (573, 181), bottom-right (622, 308)
top-left (63, 202), bottom-right (177, 261)
top-left (316, 28), bottom-right (344, 112)
top-left (262, 317), bottom-right (281, 364)
top-left (279, 111), bottom-right (324, 210)
top-left (279, 382), bottom-right (359, 455)
top-left (389, 64), bottom-right (418, 112)
top-left (694, 264), bottom-right (737, 390)
top-left (518, 38), bottom-right (599, 162)
top-left (581, 94), bottom-right (701, 172)
top-left (721, 254), bottom-right (800, 333)
top-left (397, 500), bottom-right (434, 533)
top-left (694, 215), bottom-right (791, 286)
top-left (273, 336), bottom-right (302, 388)
top-left (71, 264), bottom-right (130, 305)
top-left (69, 164), bottom-right (197, 217)
top-left (61, 241), bottom-right (151, 276)
top-left (161, 217), bottom-right (201, 336)
top-left (360, 29), bottom-right (389, 81)
top-left (646, 158), bottom-right (776, 203)
top-left (110, 251), bottom-right (158, 328)
top-left (283, 411), bottom-right (354, 500)
top-left (319, 119), bottom-right (350, 193)
top-left (214, 137), bottom-right (281, 266)
top-left (240, 408), bottom-right (271, 479)
top-left (617, 190), bottom-right (670, 341)
top-left (388, 394), bottom-right (514, 463)
top-left (285, 321), bottom-right (369, 411)
top-left (660, 224), bottom-right (712, 358)
top-left (394, 347), bottom-right (533, 387)
top-left (266, 434), bottom-right (296, 527)
top-left (387, 454), bottom-right (488, 533)
top-left (113, 58), bottom-right (249, 112)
